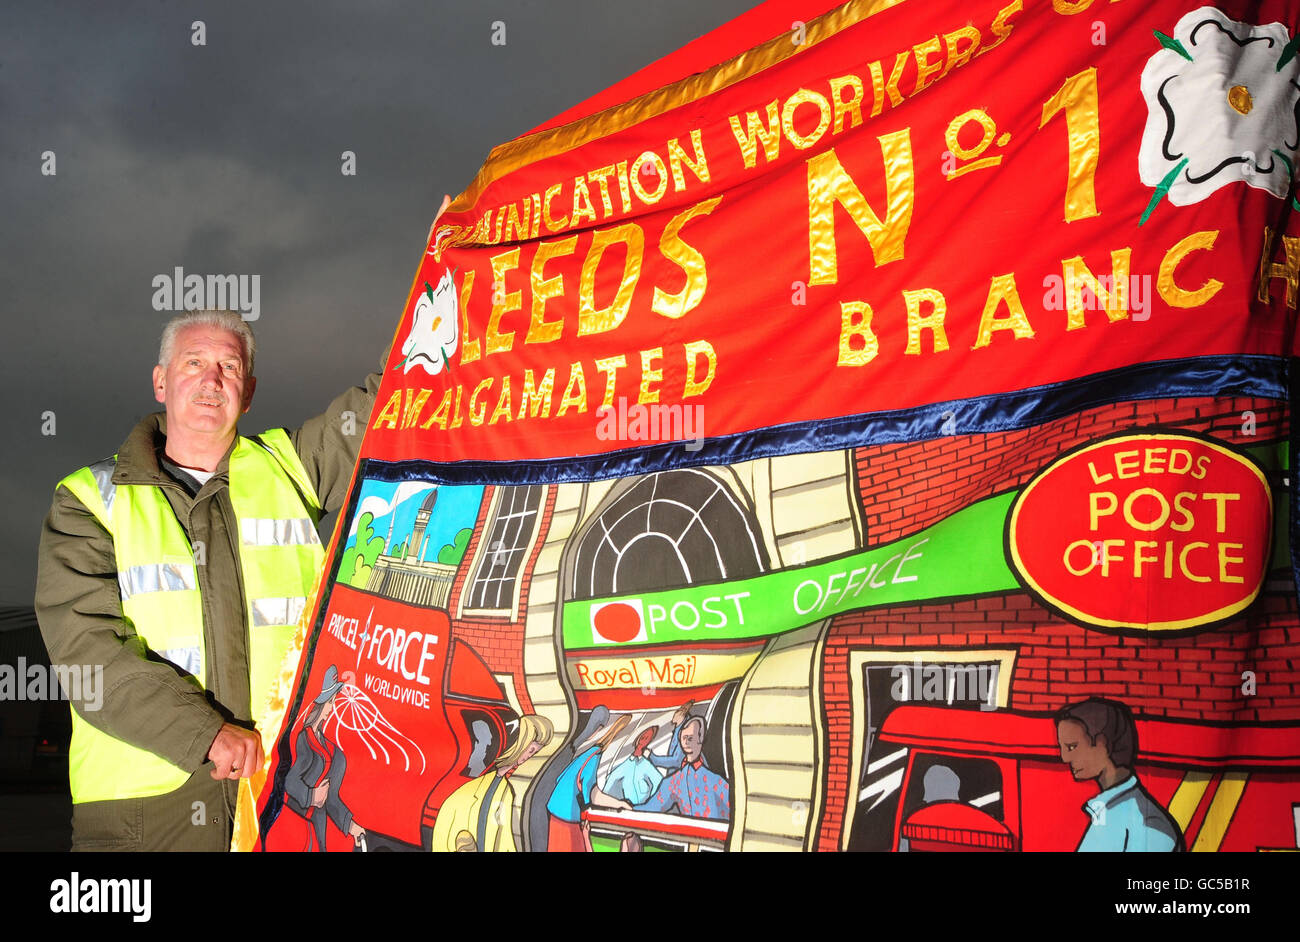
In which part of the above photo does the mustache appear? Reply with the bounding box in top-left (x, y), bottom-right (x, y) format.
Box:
top-left (191, 389), bottom-right (228, 405)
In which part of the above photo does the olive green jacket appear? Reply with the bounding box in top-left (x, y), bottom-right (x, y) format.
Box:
top-left (35, 370), bottom-right (381, 849)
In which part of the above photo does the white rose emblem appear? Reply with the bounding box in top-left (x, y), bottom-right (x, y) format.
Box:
top-left (397, 267), bottom-right (459, 375)
top-left (1139, 6), bottom-right (1300, 222)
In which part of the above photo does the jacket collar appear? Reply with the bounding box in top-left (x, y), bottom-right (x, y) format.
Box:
top-left (113, 411), bottom-right (237, 486)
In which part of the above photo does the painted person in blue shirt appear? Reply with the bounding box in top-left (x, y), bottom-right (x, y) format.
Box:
top-left (545, 707), bottom-right (632, 851)
top-left (603, 725), bottom-right (664, 805)
top-left (637, 715), bottom-right (730, 821)
top-left (1055, 698), bottom-right (1183, 852)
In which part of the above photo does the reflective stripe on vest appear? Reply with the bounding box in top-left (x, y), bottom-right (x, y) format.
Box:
top-left (58, 428), bottom-right (324, 804)
top-left (118, 562), bottom-right (198, 599)
top-left (240, 517), bottom-right (321, 548)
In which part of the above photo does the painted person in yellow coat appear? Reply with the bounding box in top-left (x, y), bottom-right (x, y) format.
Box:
top-left (429, 714), bottom-right (554, 852)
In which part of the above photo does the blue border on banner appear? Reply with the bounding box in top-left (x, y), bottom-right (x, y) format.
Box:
top-left (360, 354), bottom-right (1288, 486)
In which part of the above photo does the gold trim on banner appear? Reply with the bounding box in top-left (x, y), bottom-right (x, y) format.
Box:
top-left (231, 605), bottom-right (313, 851)
top-left (447, 0), bottom-right (908, 215)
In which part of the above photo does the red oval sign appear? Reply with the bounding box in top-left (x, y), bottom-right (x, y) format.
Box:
top-left (592, 602), bottom-right (642, 643)
top-left (1008, 433), bottom-right (1272, 632)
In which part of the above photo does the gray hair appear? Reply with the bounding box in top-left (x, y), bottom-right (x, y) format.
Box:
top-left (681, 714), bottom-right (706, 742)
top-left (158, 310), bottom-right (255, 373)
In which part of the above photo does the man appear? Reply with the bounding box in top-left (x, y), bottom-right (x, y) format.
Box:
top-left (1055, 697), bottom-right (1183, 852)
top-left (636, 715), bottom-right (730, 821)
top-left (647, 701), bottom-right (693, 772)
top-left (36, 309), bottom-right (381, 851)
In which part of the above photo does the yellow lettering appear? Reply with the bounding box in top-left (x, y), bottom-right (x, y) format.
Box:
top-left (1062, 248), bottom-right (1132, 328)
top-left (1256, 225), bottom-right (1300, 309)
top-left (543, 182), bottom-right (568, 232)
top-left (972, 273), bottom-right (1035, 348)
top-left (587, 165), bottom-right (618, 217)
top-left (652, 196), bottom-right (723, 319)
top-left (458, 270), bottom-right (480, 364)
top-left (980, 0), bottom-right (1023, 55)
top-left (468, 377), bottom-right (493, 426)
top-left (372, 389), bottom-right (402, 430)
top-left (807, 133), bottom-right (914, 286)
top-left (489, 376), bottom-right (513, 425)
top-left (1202, 493), bottom-right (1240, 533)
top-left (903, 287), bottom-right (950, 354)
top-left (517, 367), bottom-right (556, 420)
top-left (942, 25), bottom-right (982, 75)
top-left (400, 388), bottom-right (431, 429)
top-left (667, 130), bottom-right (710, 192)
top-left (1218, 542), bottom-right (1245, 583)
top-left (571, 175), bottom-right (597, 227)
top-left (579, 223), bottom-right (644, 335)
top-left (912, 37), bottom-right (944, 93)
top-left (486, 248), bottom-right (521, 356)
top-left (504, 199), bottom-right (531, 242)
top-left (782, 89), bottom-right (832, 150)
top-left (594, 355), bottom-right (627, 410)
top-left (1159, 229), bottom-right (1223, 308)
top-left (838, 300), bottom-right (879, 366)
top-left (557, 361), bottom-right (588, 416)
top-left (683, 340), bottom-right (717, 398)
top-left (527, 236), bottom-right (578, 344)
top-left (728, 101), bottom-right (781, 169)
top-left (639, 347), bottom-right (664, 405)
top-left (630, 151), bottom-right (669, 204)
top-left (421, 389), bottom-right (452, 430)
top-left (829, 74), bottom-right (864, 134)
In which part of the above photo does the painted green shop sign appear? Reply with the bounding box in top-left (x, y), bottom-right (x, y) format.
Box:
top-left (562, 492), bottom-right (1020, 650)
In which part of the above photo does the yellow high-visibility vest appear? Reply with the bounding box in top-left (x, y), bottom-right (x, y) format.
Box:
top-left (59, 429), bottom-right (324, 804)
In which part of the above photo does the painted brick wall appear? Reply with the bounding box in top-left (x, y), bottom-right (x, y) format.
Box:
top-left (816, 396), bottom-right (1297, 849)
top-left (855, 397), bottom-right (1286, 545)
top-left (446, 484), bottom-right (558, 714)
top-left (815, 586), bottom-right (1300, 849)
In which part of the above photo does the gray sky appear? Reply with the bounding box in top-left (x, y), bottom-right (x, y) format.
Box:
top-left (0, 0), bottom-right (765, 605)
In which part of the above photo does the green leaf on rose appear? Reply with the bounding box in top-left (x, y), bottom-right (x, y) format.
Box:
top-left (1139, 158), bottom-right (1188, 226)
top-left (1153, 30), bottom-right (1193, 61)
top-left (1277, 34), bottom-right (1300, 71)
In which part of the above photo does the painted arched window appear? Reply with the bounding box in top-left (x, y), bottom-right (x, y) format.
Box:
top-left (571, 469), bottom-right (767, 600)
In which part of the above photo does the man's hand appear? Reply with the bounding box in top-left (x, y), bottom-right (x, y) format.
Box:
top-left (311, 781), bottom-right (329, 808)
top-left (425, 194), bottom-right (452, 243)
top-left (207, 723), bottom-right (263, 780)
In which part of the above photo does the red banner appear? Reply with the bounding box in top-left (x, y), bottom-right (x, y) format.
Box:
top-left (252, 0), bottom-right (1300, 855)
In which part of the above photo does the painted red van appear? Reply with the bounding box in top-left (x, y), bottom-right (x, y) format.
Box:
top-left (877, 705), bottom-right (1300, 852)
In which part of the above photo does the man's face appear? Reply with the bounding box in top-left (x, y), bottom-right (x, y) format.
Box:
top-left (680, 720), bottom-right (703, 763)
top-left (152, 325), bottom-right (255, 444)
top-left (1057, 719), bottom-right (1110, 781)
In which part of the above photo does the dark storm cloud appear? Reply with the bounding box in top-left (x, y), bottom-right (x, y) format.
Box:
top-left (0, 0), bottom-right (765, 603)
